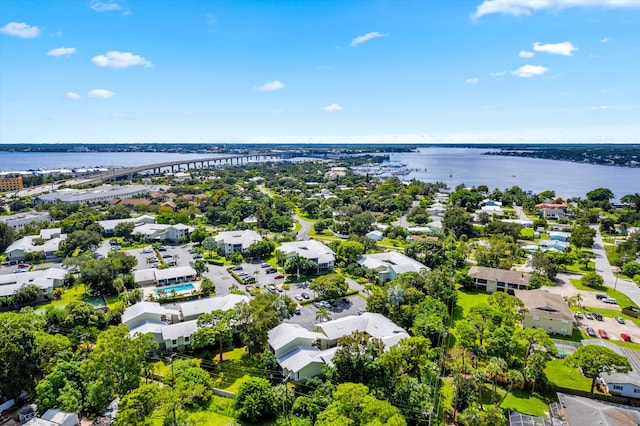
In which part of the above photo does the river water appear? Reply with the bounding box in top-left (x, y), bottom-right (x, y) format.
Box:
top-left (387, 147), bottom-right (640, 199)
top-left (0, 148), bottom-right (638, 199)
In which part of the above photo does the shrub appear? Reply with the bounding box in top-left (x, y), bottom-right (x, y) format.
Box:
top-left (581, 271), bottom-right (604, 289)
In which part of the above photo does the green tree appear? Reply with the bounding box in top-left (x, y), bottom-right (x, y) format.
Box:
top-left (327, 331), bottom-right (385, 388)
top-left (193, 260), bottom-right (208, 277)
top-left (309, 273), bottom-right (349, 300)
top-left (189, 227), bottom-right (208, 245)
top-left (412, 296), bottom-right (449, 345)
top-left (405, 239), bottom-right (446, 269)
top-left (565, 345), bottom-right (631, 394)
top-left (192, 309), bottom-right (237, 362)
top-left (114, 222), bottom-right (136, 239)
top-left (82, 325), bottom-right (155, 411)
top-left (621, 193), bottom-right (640, 212)
top-left (586, 187), bottom-right (614, 203)
top-left (234, 377), bottom-right (277, 424)
top-left (570, 224), bottom-right (596, 249)
top-left (202, 236), bottom-right (217, 257)
top-left (316, 383), bottom-right (406, 426)
top-left (443, 206), bottom-right (475, 239)
top-left (0, 312), bottom-right (41, 399)
top-left (315, 307), bottom-right (332, 323)
top-left (0, 222), bottom-right (16, 252)
top-left (336, 240), bottom-right (365, 263)
top-left (115, 383), bottom-right (163, 426)
top-left (516, 328), bottom-right (556, 362)
top-left (13, 283), bottom-right (41, 306)
top-left (284, 254), bottom-right (317, 276)
top-left (580, 271), bottom-right (604, 289)
top-left (58, 229), bottom-right (103, 257)
top-left (235, 292), bottom-right (295, 353)
top-left (174, 365), bottom-right (214, 408)
top-left (246, 239), bottom-right (276, 259)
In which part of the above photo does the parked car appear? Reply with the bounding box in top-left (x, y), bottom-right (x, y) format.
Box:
top-left (603, 298), bottom-right (617, 304)
top-left (245, 285), bottom-right (256, 295)
top-left (301, 293), bottom-right (310, 299)
top-left (598, 329), bottom-right (609, 339)
top-left (267, 285), bottom-right (277, 293)
top-left (143, 246), bottom-right (154, 253)
top-left (274, 274), bottom-right (285, 279)
top-left (295, 305), bottom-right (301, 315)
top-left (615, 316), bottom-right (626, 324)
top-left (266, 267), bottom-right (277, 273)
top-left (261, 263), bottom-right (270, 268)
top-left (232, 265), bottom-right (243, 271)
top-left (593, 312), bottom-right (604, 321)
top-left (596, 293), bottom-right (608, 300)
top-left (584, 312), bottom-right (594, 320)
top-left (158, 247), bottom-right (167, 252)
top-left (294, 295), bottom-right (303, 302)
top-left (575, 312), bottom-right (584, 319)
top-left (621, 333), bottom-right (632, 342)
top-left (585, 327), bottom-right (596, 337)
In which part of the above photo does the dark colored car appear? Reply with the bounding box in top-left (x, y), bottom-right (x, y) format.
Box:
top-left (585, 327), bottom-right (596, 337)
top-left (596, 293), bottom-right (608, 300)
top-left (274, 274), bottom-right (285, 279)
top-left (593, 312), bottom-right (604, 321)
top-left (301, 293), bottom-right (310, 299)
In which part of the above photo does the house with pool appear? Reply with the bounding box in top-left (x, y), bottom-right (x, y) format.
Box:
top-left (134, 266), bottom-right (197, 288)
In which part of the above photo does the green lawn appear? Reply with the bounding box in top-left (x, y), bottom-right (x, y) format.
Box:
top-left (454, 290), bottom-right (490, 322)
top-left (499, 389), bottom-right (552, 417)
top-left (544, 359), bottom-right (601, 393)
top-left (520, 228), bottom-right (534, 239)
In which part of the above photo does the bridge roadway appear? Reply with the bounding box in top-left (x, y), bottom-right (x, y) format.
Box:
top-left (79, 153), bottom-right (281, 184)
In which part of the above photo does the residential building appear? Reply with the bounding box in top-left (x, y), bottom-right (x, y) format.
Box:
top-left (0, 211), bottom-right (50, 231)
top-left (468, 265), bottom-right (530, 293)
top-left (538, 239), bottom-right (570, 252)
top-left (514, 289), bottom-right (575, 336)
top-left (4, 228), bottom-right (66, 261)
top-left (267, 313), bottom-right (409, 381)
top-left (133, 266), bottom-right (197, 287)
top-left (214, 230), bottom-right (262, 257)
top-left (24, 408), bottom-right (80, 426)
top-left (0, 267), bottom-right (66, 301)
top-left (581, 340), bottom-right (640, 399)
top-left (278, 240), bottom-right (336, 272)
top-left (0, 176), bottom-right (24, 191)
top-left (38, 184), bottom-right (150, 205)
top-left (358, 251), bottom-right (430, 283)
top-left (178, 294), bottom-right (250, 321)
top-left (133, 223), bottom-right (194, 243)
top-left (162, 320), bottom-right (199, 350)
top-left (502, 218), bottom-right (533, 228)
top-left (122, 301), bottom-right (180, 346)
top-left (365, 230), bottom-right (384, 241)
top-left (97, 215), bottom-right (156, 236)
top-left (548, 231), bottom-right (570, 242)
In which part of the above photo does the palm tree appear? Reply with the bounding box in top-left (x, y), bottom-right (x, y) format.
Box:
top-left (315, 307), bottom-right (331, 323)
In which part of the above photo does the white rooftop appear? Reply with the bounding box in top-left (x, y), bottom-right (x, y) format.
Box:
top-left (122, 301), bottom-right (170, 325)
top-left (161, 319), bottom-right (199, 341)
top-left (268, 322), bottom-right (325, 352)
top-left (315, 312), bottom-right (410, 349)
top-left (358, 251), bottom-right (430, 276)
top-left (178, 294), bottom-right (250, 319)
top-left (214, 230), bottom-right (262, 247)
top-left (278, 240), bottom-right (335, 264)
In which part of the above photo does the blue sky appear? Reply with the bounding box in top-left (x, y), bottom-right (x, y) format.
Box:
top-left (1, 0), bottom-right (639, 144)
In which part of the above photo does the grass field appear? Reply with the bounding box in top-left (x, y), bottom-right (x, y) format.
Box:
top-left (454, 290), bottom-right (490, 322)
top-left (544, 359), bottom-right (600, 393)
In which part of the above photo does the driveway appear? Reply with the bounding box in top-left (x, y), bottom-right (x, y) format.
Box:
top-left (293, 214), bottom-right (312, 241)
top-left (578, 314), bottom-right (640, 343)
top-left (591, 226), bottom-right (640, 306)
top-left (285, 295), bottom-right (368, 331)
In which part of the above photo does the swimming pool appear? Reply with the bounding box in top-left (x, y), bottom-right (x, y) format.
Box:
top-left (154, 283), bottom-right (195, 294)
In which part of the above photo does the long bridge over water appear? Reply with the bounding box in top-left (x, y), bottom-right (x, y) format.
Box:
top-left (80, 153), bottom-right (282, 184)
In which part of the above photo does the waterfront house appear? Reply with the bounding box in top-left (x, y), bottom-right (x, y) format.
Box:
top-left (358, 251), bottom-right (430, 283)
top-left (514, 289), bottom-right (575, 336)
top-left (468, 266), bottom-right (530, 293)
top-left (214, 230), bottom-right (262, 257)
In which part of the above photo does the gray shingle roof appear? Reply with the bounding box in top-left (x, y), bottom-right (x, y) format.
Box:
top-left (468, 265), bottom-right (530, 286)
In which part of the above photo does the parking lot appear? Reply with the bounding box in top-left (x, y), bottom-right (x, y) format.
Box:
top-left (577, 312), bottom-right (640, 342)
top-left (286, 295), bottom-right (368, 330)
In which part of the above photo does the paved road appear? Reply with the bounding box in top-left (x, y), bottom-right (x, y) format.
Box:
top-left (392, 199), bottom-right (420, 228)
top-left (513, 203), bottom-right (529, 221)
top-left (591, 225), bottom-right (640, 305)
top-left (293, 214), bottom-right (312, 241)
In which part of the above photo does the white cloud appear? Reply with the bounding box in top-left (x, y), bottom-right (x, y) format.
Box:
top-left (0, 22), bottom-right (40, 38)
top-left (591, 105), bottom-right (610, 110)
top-left (600, 37), bottom-right (612, 43)
top-left (512, 64), bottom-right (550, 77)
top-left (323, 103), bottom-right (343, 112)
top-left (350, 31), bottom-right (387, 47)
top-left (472, 0), bottom-right (640, 19)
top-left (92, 51), bottom-right (152, 68)
top-left (88, 89), bottom-right (115, 98)
top-left (533, 41), bottom-right (577, 56)
top-left (489, 71), bottom-right (506, 77)
top-left (257, 81), bottom-right (285, 91)
top-left (47, 47), bottom-right (76, 57)
top-left (65, 92), bottom-right (80, 100)
top-left (90, 0), bottom-right (129, 14)
top-left (466, 78), bottom-right (480, 85)
top-left (519, 50), bottom-right (534, 58)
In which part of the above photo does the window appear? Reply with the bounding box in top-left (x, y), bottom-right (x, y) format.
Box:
top-left (185, 336), bottom-right (190, 342)
top-left (497, 281), bottom-right (505, 287)
top-left (613, 385), bottom-right (623, 390)
top-left (172, 339), bottom-right (177, 345)
top-left (562, 320), bottom-right (569, 324)
top-left (532, 316), bottom-right (540, 321)
top-left (477, 279), bottom-right (487, 284)
top-left (634, 389), bottom-right (640, 394)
